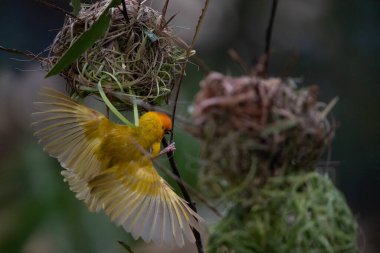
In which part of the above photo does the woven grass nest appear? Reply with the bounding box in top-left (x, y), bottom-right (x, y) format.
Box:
top-left (191, 72), bottom-right (336, 197)
top-left (207, 172), bottom-right (359, 253)
top-left (45, 0), bottom-right (187, 108)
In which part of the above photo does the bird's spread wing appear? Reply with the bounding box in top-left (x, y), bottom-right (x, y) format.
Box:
top-left (32, 87), bottom-right (111, 211)
top-left (32, 87), bottom-right (203, 247)
top-left (89, 158), bottom-right (203, 248)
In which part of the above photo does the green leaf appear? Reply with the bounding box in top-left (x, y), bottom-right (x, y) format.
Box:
top-left (71, 0), bottom-right (81, 16)
top-left (97, 79), bottom-right (134, 127)
top-left (46, 0), bottom-right (121, 77)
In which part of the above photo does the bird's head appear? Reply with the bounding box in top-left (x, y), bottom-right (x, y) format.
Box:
top-left (139, 111), bottom-right (172, 135)
top-left (152, 111), bottom-right (172, 134)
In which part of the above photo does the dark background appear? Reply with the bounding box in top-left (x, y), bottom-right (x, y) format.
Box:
top-left (0, 0), bottom-right (379, 252)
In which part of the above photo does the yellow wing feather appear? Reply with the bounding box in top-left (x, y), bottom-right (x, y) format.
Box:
top-left (32, 88), bottom-right (113, 211)
top-left (88, 158), bottom-right (202, 247)
top-left (32, 87), bottom-right (203, 247)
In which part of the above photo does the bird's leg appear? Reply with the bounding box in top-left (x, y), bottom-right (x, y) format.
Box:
top-left (157, 142), bottom-right (176, 157)
top-left (150, 142), bottom-right (176, 160)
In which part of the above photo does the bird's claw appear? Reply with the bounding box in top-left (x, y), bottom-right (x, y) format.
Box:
top-left (158, 142), bottom-right (176, 156)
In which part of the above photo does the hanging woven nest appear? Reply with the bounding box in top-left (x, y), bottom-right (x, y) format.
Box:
top-left (44, 0), bottom-right (188, 109)
top-left (190, 72), bottom-right (336, 197)
top-left (207, 172), bottom-right (360, 253)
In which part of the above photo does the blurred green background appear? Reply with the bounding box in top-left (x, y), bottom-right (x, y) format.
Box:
top-left (0, 0), bottom-right (379, 252)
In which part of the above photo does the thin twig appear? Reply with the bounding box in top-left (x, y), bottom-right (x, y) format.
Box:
top-left (228, 48), bottom-right (250, 74)
top-left (170, 0), bottom-right (210, 143)
top-left (257, 0), bottom-right (279, 77)
top-left (0, 46), bottom-right (44, 61)
top-left (117, 241), bottom-right (135, 253)
top-left (162, 138), bottom-right (204, 253)
top-left (160, 0), bottom-right (170, 28)
top-left (166, 2), bottom-right (210, 252)
top-left (160, 13), bottom-right (178, 31)
top-left (162, 138), bottom-right (194, 205)
top-left (192, 55), bottom-right (211, 74)
top-left (33, 0), bottom-right (78, 19)
top-left (154, 146), bottom-right (222, 218)
top-left (121, 0), bottom-right (130, 23)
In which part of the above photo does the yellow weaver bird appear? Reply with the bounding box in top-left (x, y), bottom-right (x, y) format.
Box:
top-left (32, 87), bottom-right (202, 247)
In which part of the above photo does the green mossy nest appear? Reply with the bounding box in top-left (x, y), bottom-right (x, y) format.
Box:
top-left (191, 72), bottom-right (336, 198)
top-left (45, 0), bottom-right (188, 109)
top-left (207, 172), bottom-right (359, 253)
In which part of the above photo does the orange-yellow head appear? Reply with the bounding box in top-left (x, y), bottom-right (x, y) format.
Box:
top-left (137, 112), bottom-right (172, 144)
top-left (139, 111), bottom-right (172, 132)
top-left (153, 111), bottom-right (172, 132)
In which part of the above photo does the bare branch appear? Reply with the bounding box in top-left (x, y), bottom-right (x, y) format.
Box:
top-left (33, 0), bottom-right (78, 19)
top-left (0, 46), bottom-right (44, 61)
top-left (256, 0), bottom-right (279, 77)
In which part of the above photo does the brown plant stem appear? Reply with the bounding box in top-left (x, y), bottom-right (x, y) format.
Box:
top-left (120, 0), bottom-right (130, 23)
top-left (0, 46), bottom-right (44, 61)
top-left (33, 0), bottom-right (78, 19)
top-left (161, 0), bottom-right (170, 28)
top-left (170, 0), bottom-right (210, 143)
top-left (162, 137), bottom-right (204, 253)
top-left (257, 0), bottom-right (279, 77)
top-left (164, 2), bottom-right (211, 252)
